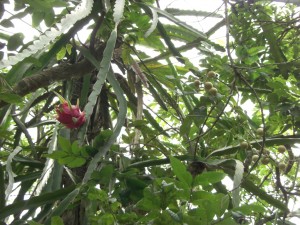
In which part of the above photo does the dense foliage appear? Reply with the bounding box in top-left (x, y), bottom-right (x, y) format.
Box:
top-left (1, 0), bottom-right (300, 224)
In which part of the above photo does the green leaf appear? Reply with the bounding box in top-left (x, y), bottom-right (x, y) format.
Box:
top-left (180, 116), bottom-right (193, 136)
top-left (66, 43), bottom-right (73, 55)
top-left (0, 19), bottom-right (14, 28)
top-left (67, 157), bottom-right (86, 168)
top-left (7, 33), bottom-right (24, 51)
top-left (194, 171), bottom-right (226, 186)
top-left (71, 141), bottom-right (81, 156)
top-left (216, 194), bottom-right (230, 217)
top-left (44, 8), bottom-right (55, 27)
top-left (234, 204), bottom-right (265, 215)
top-left (58, 136), bottom-right (71, 152)
top-left (32, 11), bottom-right (45, 27)
top-left (46, 151), bottom-right (69, 160)
top-left (0, 93), bottom-right (22, 103)
top-left (169, 156), bottom-right (192, 187)
top-left (56, 47), bottom-right (66, 60)
top-left (93, 130), bottom-right (113, 149)
top-left (51, 216), bottom-right (64, 225)
top-left (92, 164), bottom-right (114, 185)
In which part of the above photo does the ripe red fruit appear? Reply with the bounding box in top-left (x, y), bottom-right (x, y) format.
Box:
top-left (56, 102), bottom-right (86, 129)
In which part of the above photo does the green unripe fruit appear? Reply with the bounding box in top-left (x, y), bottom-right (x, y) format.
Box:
top-left (278, 162), bottom-right (286, 171)
top-left (194, 79), bottom-right (201, 87)
top-left (256, 128), bottom-right (264, 136)
top-left (263, 149), bottom-right (270, 155)
top-left (261, 156), bottom-right (270, 165)
top-left (207, 71), bottom-right (216, 78)
top-left (240, 141), bottom-right (249, 149)
top-left (208, 87), bottom-right (218, 96)
top-left (278, 145), bottom-right (286, 153)
top-left (252, 155), bottom-right (259, 162)
top-left (204, 82), bottom-right (213, 91)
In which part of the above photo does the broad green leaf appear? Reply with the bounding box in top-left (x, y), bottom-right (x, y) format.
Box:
top-left (7, 33), bottom-right (24, 51)
top-left (0, 93), bottom-right (22, 103)
top-left (0, 19), bottom-right (14, 28)
top-left (44, 8), bottom-right (55, 27)
top-left (56, 47), bottom-right (66, 60)
top-left (66, 157), bottom-right (86, 168)
top-left (71, 141), bottom-right (81, 156)
top-left (194, 171), bottom-right (226, 186)
top-left (58, 136), bottom-right (71, 152)
top-left (169, 156), bottom-right (192, 187)
top-left (32, 11), bottom-right (45, 27)
top-left (46, 151), bottom-right (69, 160)
top-left (66, 43), bottom-right (73, 55)
top-left (93, 130), bottom-right (113, 149)
top-left (234, 204), bottom-right (265, 215)
top-left (51, 216), bottom-right (64, 225)
top-left (216, 194), bottom-right (230, 217)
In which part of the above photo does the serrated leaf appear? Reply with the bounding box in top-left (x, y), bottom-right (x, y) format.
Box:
top-left (169, 156), bottom-right (192, 187)
top-left (113, 0), bottom-right (125, 25)
top-left (232, 160), bottom-right (244, 208)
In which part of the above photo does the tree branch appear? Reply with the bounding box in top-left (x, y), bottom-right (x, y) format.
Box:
top-left (0, 46), bottom-right (104, 109)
